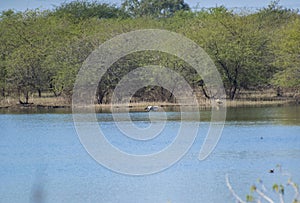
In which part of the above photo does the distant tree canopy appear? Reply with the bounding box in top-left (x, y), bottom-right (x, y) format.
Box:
top-left (53, 0), bottom-right (190, 20)
top-left (272, 18), bottom-right (300, 88)
top-left (53, 0), bottom-right (129, 20)
top-left (0, 0), bottom-right (299, 104)
top-left (121, 0), bottom-right (190, 18)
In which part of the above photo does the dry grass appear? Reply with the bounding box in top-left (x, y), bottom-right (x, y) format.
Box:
top-left (94, 98), bottom-right (294, 112)
top-left (0, 89), bottom-right (297, 110)
top-left (0, 96), bottom-right (70, 108)
top-left (224, 99), bottom-right (293, 107)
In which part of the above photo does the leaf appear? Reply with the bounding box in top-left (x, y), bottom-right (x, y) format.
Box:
top-left (250, 185), bottom-right (257, 192)
top-left (246, 194), bottom-right (254, 202)
top-left (273, 184), bottom-right (279, 192)
top-left (279, 184), bottom-right (284, 195)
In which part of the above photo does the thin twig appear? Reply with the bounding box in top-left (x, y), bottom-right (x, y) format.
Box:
top-left (279, 193), bottom-right (284, 203)
top-left (225, 174), bottom-right (246, 203)
top-left (255, 189), bottom-right (275, 203)
top-left (288, 179), bottom-right (300, 201)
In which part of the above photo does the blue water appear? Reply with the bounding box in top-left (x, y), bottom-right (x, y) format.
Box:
top-left (0, 106), bottom-right (300, 203)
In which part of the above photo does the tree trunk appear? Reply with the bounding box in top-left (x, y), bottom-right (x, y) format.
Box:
top-left (201, 86), bottom-right (211, 99)
top-left (19, 91), bottom-right (29, 104)
top-left (18, 89), bottom-right (23, 104)
top-left (38, 89), bottom-right (42, 97)
top-left (53, 90), bottom-right (62, 97)
top-left (168, 91), bottom-right (174, 103)
top-left (276, 87), bottom-right (283, 97)
top-left (160, 87), bottom-right (165, 102)
top-left (229, 85), bottom-right (237, 100)
top-left (198, 80), bottom-right (211, 99)
top-left (25, 91), bottom-right (29, 104)
top-left (97, 91), bottom-right (105, 104)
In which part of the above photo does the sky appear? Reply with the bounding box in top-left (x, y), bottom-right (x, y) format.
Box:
top-left (0, 0), bottom-right (300, 12)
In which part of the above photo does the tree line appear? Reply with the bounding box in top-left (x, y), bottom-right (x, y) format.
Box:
top-left (0, 0), bottom-right (299, 104)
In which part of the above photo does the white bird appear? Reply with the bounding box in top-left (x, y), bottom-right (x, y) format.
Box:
top-left (145, 105), bottom-right (159, 112)
top-left (216, 99), bottom-right (223, 105)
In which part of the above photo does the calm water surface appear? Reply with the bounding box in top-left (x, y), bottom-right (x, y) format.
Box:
top-left (0, 106), bottom-right (299, 203)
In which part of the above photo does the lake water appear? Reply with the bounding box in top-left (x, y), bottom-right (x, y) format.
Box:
top-left (0, 106), bottom-right (299, 203)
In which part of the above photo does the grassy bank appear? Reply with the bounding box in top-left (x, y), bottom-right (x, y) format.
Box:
top-left (0, 94), bottom-right (298, 112)
top-left (0, 96), bottom-right (70, 109)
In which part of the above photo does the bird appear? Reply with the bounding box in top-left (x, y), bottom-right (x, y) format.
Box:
top-left (145, 105), bottom-right (159, 112)
top-left (216, 99), bottom-right (223, 105)
top-left (269, 169), bottom-right (274, 173)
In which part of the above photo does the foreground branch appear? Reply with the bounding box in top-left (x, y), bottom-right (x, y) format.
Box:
top-left (225, 174), bottom-right (246, 203)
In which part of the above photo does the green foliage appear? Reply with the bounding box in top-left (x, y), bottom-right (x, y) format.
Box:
top-left (196, 8), bottom-right (275, 99)
top-left (2, 10), bottom-right (50, 102)
top-left (53, 0), bottom-right (128, 21)
top-left (256, 0), bottom-right (298, 28)
top-left (246, 194), bottom-right (254, 202)
top-left (96, 50), bottom-right (197, 104)
top-left (121, 0), bottom-right (190, 18)
top-left (273, 183), bottom-right (285, 195)
top-left (0, 1), bottom-right (299, 103)
top-left (272, 18), bottom-right (300, 89)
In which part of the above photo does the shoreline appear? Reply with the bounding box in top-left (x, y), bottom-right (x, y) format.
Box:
top-left (0, 97), bottom-right (298, 112)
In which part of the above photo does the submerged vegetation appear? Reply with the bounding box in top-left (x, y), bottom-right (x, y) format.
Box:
top-left (0, 0), bottom-right (299, 106)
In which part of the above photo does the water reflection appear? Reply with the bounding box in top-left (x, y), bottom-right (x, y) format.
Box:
top-left (0, 105), bottom-right (299, 125)
top-left (225, 105), bottom-right (300, 125)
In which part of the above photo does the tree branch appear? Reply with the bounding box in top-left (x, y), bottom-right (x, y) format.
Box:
top-left (225, 174), bottom-right (246, 203)
top-left (255, 188), bottom-right (274, 203)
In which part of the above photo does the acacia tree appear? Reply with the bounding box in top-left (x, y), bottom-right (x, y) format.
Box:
top-left (199, 7), bottom-right (274, 100)
top-left (4, 10), bottom-right (58, 103)
top-left (6, 45), bottom-right (46, 103)
top-left (1, 1), bottom-right (299, 105)
top-left (44, 36), bottom-right (100, 98)
top-left (0, 10), bottom-right (24, 98)
top-left (7, 12), bottom-right (47, 102)
top-left (253, 1), bottom-right (299, 95)
top-left (53, 0), bottom-right (128, 21)
top-left (255, 0), bottom-right (297, 29)
top-left (0, 13), bottom-right (8, 97)
top-left (272, 18), bottom-right (300, 91)
top-left (121, 0), bottom-right (190, 18)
